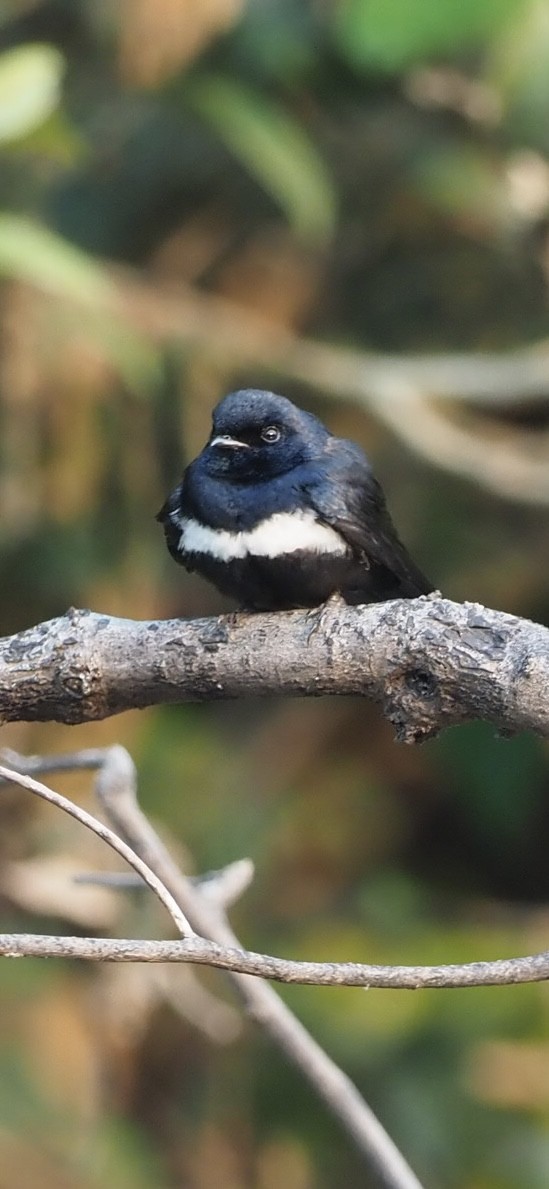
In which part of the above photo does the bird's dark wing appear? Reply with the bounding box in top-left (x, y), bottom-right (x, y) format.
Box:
top-left (303, 439), bottom-right (433, 598)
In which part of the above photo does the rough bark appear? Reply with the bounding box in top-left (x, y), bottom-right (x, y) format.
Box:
top-left (1, 597), bottom-right (548, 740)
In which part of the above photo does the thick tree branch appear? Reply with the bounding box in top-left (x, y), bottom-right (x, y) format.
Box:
top-left (1, 597), bottom-right (548, 741)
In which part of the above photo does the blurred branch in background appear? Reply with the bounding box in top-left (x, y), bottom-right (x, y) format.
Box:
top-left (0, 749), bottom-right (427, 1189)
top-left (109, 264), bottom-right (549, 505)
top-left (2, 219), bottom-right (549, 506)
top-left (4, 738), bottom-right (549, 1182)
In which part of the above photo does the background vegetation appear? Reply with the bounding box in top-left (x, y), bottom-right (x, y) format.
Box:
top-left (1, 1), bottom-right (549, 1185)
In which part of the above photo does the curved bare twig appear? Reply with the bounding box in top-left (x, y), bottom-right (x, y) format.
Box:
top-left (1, 933), bottom-right (548, 991)
top-left (0, 764), bottom-right (195, 938)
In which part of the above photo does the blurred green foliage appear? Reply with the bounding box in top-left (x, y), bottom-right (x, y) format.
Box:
top-left (0, 42), bottom-right (64, 142)
top-left (1, 1), bottom-right (549, 1187)
top-left (186, 74), bottom-right (337, 244)
top-left (336, 0), bottom-right (523, 70)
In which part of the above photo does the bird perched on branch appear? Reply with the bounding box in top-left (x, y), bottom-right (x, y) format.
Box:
top-left (157, 388), bottom-right (433, 610)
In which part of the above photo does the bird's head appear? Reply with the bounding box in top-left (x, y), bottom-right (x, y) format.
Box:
top-left (201, 389), bottom-right (329, 481)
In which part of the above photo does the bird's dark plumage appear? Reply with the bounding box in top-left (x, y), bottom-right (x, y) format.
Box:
top-left (157, 388), bottom-right (433, 610)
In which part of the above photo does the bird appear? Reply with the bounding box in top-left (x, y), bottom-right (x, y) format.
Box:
top-left (157, 388), bottom-right (433, 611)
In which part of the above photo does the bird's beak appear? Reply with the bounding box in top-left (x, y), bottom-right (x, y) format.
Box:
top-left (209, 434), bottom-right (250, 450)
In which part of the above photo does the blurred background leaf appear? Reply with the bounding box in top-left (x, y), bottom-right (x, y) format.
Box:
top-left (0, 214), bottom-right (113, 300)
top-left (336, 0), bottom-right (524, 72)
top-left (0, 42), bottom-right (64, 144)
top-left (186, 74), bottom-right (337, 244)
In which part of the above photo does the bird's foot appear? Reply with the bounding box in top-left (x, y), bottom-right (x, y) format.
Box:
top-left (223, 605), bottom-right (257, 630)
top-left (306, 592), bottom-right (346, 642)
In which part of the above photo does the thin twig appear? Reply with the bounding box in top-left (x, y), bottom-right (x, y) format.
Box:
top-left (0, 764), bottom-right (195, 939)
top-left (73, 858), bottom-right (255, 908)
top-left (1, 932), bottom-right (549, 990)
top-left (0, 747), bottom-right (105, 780)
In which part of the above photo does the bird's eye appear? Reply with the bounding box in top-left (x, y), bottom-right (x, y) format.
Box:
top-left (260, 425), bottom-right (281, 444)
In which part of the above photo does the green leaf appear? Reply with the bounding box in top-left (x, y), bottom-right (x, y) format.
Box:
top-left (0, 215), bottom-right (114, 303)
top-left (335, 0), bottom-right (523, 73)
top-left (186, 74), bottom-right (336, 245)
top-left (0, 43), bottom-right (65, 145)
top-left (0, 216), bottom-right (161, 396)
top-left (19, 109), bottom-right (88, 166)
top-left (489, 1), bottom-right (549, 138)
